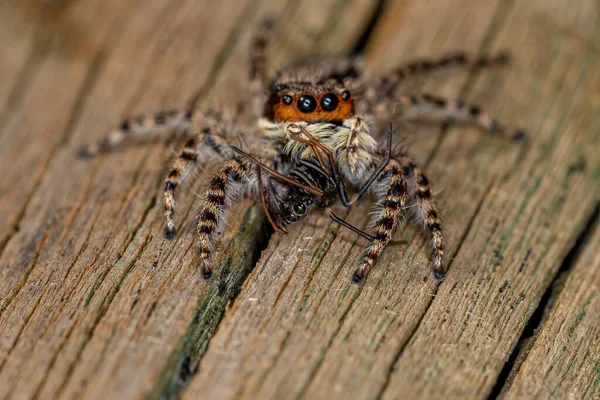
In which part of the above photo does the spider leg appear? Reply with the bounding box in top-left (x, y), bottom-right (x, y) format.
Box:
top-left (163, 127), bottom-right (237, 239)
top-left (249, 18), bottom-right (274, 92)
top-left (399, 154), bottom-right (444, 279)
top-left (395, 94), bottom-right (526, 141)
top-left (257, 166), bottom-right (288, 235)
top-left (324, 208), bottom-right (375, 241)
top-left (78, 108), bottom-right (226, 158)
top-left (197, 157), bottom-right (254, 279)
top-left (352, 160), bottom-right (408, 283)
top-left (378, 51), bottom-right (509, 97)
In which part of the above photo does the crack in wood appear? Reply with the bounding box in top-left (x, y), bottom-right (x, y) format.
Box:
top-left (487, 202), bottom-right (599, 399)
top-left (147, 206), bottom-right (269, 400)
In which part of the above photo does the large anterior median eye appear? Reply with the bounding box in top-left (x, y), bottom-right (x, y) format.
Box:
top-left (320, 93), bottom-right (339, 111)
top-left (297, 95), bottom-right (317, 113)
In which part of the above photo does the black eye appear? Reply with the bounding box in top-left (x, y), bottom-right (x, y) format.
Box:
top-left (297, 95), bottom-right (317, 113)
top-left (282, 95), bottom-right (293, 105)
top-left (341, 90), bottom-right (351, 101)
top-left (320, 93), bottom-right (339, 112)
top-left (293, 203), bottom-right (307, 215)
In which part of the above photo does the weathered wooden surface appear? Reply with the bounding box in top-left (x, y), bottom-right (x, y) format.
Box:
top-left (0, 1), bottom-right (598, 400)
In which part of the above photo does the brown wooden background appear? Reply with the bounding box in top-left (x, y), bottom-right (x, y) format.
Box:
top-left (0, 0), bottom-right (599, 399)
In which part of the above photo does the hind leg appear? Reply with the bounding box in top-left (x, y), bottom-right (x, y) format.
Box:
top-left (378, 51), bottom-right (509, 98)
top-left (78, 108), bottom-right (226, 157)
top-left (395, 94), bottom-right (526, 141)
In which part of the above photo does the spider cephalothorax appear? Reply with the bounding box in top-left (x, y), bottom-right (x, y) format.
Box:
top-left (79, 19), bottom-right (524, 283)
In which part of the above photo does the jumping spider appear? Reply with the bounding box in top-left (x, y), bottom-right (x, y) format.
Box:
top-left (80, 20), bottom-right (524, 283)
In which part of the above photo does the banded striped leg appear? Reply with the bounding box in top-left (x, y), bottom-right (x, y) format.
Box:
top-left (249, 19), bottom-right (274, 90)
top-left (378, 51), bottom-right (509, 97)
top-left (353, 160), bottom-right (408, 283)
top-left (396, 94), bottom-right (526, 141)
top-left (78, 108), bottom-right (224, 158)
top-left (164, 127), bottom-right (236, 240)
top-left (197, 158), bottom-right (253, 279)
top-left (400, 154), bottom-right (445, 280)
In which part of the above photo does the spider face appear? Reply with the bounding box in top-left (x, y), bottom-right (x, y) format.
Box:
top-left (282, 188), bottom-right (317, 223)
top-left (261, 176), bottom-right (319, 229)
top-left (270, 82), bottom-right (354, 123)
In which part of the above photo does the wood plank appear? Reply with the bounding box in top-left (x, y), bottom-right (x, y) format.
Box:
top-left (500, 218), bottom-right (600, 399)
top-left (0, 0), bottom-right (379, 399)
top-left (183, 1), bottom-right (527, 399)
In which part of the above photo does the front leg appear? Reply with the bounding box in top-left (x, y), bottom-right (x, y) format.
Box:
top-left (197, 158), bottom-right (254, 279)
top-left (353, 160), bottom-right (408, 283)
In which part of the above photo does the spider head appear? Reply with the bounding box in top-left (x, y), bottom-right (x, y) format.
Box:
top-left (282, 187), bottom-right (318, 224)
top-left (269, 81), bottom-right (354, 123)
top-left (262, 178), bottom-right (319, 229)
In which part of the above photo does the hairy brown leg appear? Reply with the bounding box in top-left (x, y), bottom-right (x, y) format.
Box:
top-left (353, 160), bottom-right (408, 283)
top-left (399, 154), bottom-right (445, 280)
top-left (163, 127), bottom-right (236, 239)
top-left (396, 94), bottom-right (526, 141)
top-left (197, 158), bottom-right (253, 279)
top-left (78, 108), bottom-right (225, 158)
top-left (249, 18), bottom-right (274, 90)
top-left (378, 51), bottom-right (509, 97)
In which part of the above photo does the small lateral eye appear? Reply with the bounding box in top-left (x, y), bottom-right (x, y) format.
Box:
top-left (341, 90), bottom-right (351, 101)
top-left (297, 95), bottom-right (317, 113)
top-left (320, 93), bottom-right (339, 112)
top-left (282, 95), bottom-right (293, 105)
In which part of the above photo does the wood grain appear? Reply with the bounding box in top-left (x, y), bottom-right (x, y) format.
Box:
top-left (0, 0), bottom-right (598, 399)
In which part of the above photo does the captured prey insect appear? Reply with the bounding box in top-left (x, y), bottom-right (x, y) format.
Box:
top-left (79, 19), bottom-right (526, 283)
top-left (230, 119), bottom-right (395, 243)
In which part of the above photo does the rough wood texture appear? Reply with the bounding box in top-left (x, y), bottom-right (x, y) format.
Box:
top-left (0, 0), bottom-right (598, 400)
